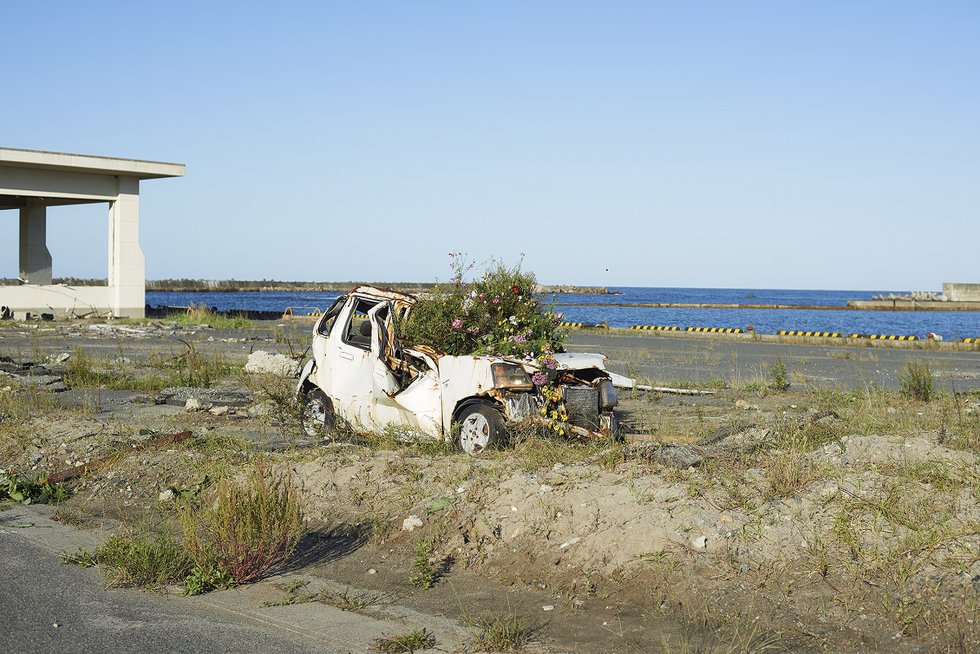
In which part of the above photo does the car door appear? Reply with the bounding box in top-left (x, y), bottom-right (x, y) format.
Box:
top-left (323, 295), bottom-right (379, 429)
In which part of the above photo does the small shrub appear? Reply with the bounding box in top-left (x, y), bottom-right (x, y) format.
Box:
top-left (409, 540), bottom-right (435, 589)
top-left (762, 450), bottom-right (814, 500)
top-left (178, 462), bottom-right (305, 584)
top-left (899, 361), bottom-right (933, 402)
top-left (372, 629), bottom-right (435, 653)
top-left (766, 357), bottom-right (790, 392)
top-left (475, 613), bottom-right (533, 651)
top-left (182, 563), bottom-right (236, 596)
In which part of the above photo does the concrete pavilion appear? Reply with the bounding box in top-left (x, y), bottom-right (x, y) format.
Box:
top-left (1, 147), bottom-right (185, 318)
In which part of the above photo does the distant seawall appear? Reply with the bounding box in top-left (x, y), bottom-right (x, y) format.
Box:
top-left (2, 278), bottom-right (610, 295)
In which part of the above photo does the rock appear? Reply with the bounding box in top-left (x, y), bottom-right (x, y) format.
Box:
top-left (367, 568), bottom-right (377, 575)
top-left (559, 537), bottom-right (581, 550)
top-left (159, 488), bottom-right (176, 503)
top-left (0, 371), bottom-right (67, 392)
top-left (691, 535), bottom-right (709, 550)
top-left (244, 350), bottom-right (300, 377)
top-left (184, 397), bottom-right (204, 412)
top-left (624, 442), bottom-right (702, 469)
top-left (48, 353), bottom-right (71, 364)
top-left (402, 515), bottom-right (424, 532)
top-left (247, 402), bottom-right (272, 417)
top-left (209, 405), bottom-right (230, 416)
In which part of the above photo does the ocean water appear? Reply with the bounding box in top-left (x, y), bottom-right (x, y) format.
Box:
top-left (146, 287), bottom-right (980, 341)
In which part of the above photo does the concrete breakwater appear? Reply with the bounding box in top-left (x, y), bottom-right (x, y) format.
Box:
top-left (563, 300), bottom-right (980, 311)
top-left (13, 278), bottom-right (610, 295)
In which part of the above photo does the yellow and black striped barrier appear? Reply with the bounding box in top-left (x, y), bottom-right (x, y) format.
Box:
top-left (849, 333), bottom-right (918, 341)
top-left (281, 306), bottom-right (323, 320)
top-left (964, 337), bottom-right (979, 344)
top-left (630, 325), bottom-right (681, 331)
top-left (778, 330), bottom-right (843, 338)
top-left (561, 322), bottom-right (606, 329)
top-left (686, 326), bottom-right (743, 334)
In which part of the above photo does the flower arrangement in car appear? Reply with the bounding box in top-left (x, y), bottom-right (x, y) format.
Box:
top-left (400, 253), bottom-right (566, 361)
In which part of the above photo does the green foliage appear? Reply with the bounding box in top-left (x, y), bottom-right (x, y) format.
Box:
top-left (66, 532), bottom-right (194, 589)
top-left (1, 470), bottom-right (69, 505)
top-left (64, 345), bottom-right (238, 391)
top-left (400, 255), bottom-right (564, 357)
top-left (182, 563), bottom-right (236, 595)
top-left (409, 539), bottom-right (435, 589)
top-left (899, 360), bottom-right (934, 402)
top-left (766, 357), bottom-right (790, 392)
top-left (474, 613), bottom-right (534, 651)
top-left (178, 462), bottom-right (305, 584)
top-left (372, 629), bottom-right (436, 653)
top-left (165, 303), bottom-right (253, 329)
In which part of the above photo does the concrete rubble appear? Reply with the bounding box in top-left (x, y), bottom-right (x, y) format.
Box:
top-left (244, 350), bottom-right (301, 377)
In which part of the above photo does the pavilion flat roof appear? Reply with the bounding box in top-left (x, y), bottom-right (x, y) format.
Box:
top-left (0, 147), bottom-right (185, 179)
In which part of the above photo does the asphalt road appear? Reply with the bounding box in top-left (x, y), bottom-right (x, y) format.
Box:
top-left (567, 331), bottom-right (980, 391)
top-left (0, 530), bottom-right (327, 654)
top-left (2, 321), bottom-right (979, 391)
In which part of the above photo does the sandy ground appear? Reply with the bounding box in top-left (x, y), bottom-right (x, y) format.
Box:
top-left (1, 320), bottom-right (978, 653)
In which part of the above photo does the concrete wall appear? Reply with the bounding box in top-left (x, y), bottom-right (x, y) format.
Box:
top-left (0, 285), bottom-right (132, 318)
top-left (943, 283), bottom-right (980, 302)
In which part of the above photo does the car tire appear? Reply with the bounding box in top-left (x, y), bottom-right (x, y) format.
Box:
top-left (301, 388), bottom-right (335, 437)
top-left (455, 403), bottom-right (506, 455)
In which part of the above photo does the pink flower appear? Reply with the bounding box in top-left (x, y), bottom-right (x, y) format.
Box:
top-left (492, 297), bottom-right (500, 305)
top-left (452, 318), bottom-right (463, 330)
top-left (541, 355), bottom-right (558, 370)
top-left (532, 371), bottom-right (549, 386)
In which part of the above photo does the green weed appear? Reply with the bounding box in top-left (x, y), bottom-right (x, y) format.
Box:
top-left (899, 361), bottom-right (934, 402)
top-left (64, 531), bottom-right (193, 589)
top-left (178, 462), bottom-right (306, 584)
top-left (372, 629), bottom-right (435, 653)
top-left (474, 613), bottom-right (533, 651)
top-left (409, 540), bottom-right (435, 589)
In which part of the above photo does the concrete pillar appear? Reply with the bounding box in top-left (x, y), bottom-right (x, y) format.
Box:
top-left (18, 200), bottom-right (52, 285)
top-left (107, 177), bottom-right (145, 318)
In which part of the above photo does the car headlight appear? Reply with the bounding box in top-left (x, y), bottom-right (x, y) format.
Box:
top-left (491, 363), bottom-right (533, 391)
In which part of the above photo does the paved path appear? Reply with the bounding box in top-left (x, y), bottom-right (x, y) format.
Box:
top-left (568, 331), bottom-right (980, 391)
top-left (0, 506), bottom-right (462, 654)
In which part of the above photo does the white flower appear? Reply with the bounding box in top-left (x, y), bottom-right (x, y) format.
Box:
top-left (509, 315), bottom-right (518, 325)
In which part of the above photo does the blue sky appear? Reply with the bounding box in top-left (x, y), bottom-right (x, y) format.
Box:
top-left (2, 1), bottom-right (977, 290)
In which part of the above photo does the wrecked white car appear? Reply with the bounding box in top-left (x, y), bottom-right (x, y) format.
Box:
top-left (297, 286), bottom-right (620, 454)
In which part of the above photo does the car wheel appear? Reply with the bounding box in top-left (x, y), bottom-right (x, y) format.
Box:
top-left (455, 403), bottom-right (506, 455)
top-left (301, 388), bottom-right (334, 437)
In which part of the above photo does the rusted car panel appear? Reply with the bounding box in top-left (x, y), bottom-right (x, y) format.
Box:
top-left (298, 286), bottom-right (620, 454)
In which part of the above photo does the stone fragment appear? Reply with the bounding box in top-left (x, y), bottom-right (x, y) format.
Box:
top-left (402, 515), bottom-right (424, 532)
top-left (244, 350), bottom-right (300, 377)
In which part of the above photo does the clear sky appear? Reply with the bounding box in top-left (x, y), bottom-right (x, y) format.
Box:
top-left (2, 1), bottom-right (977, 290)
